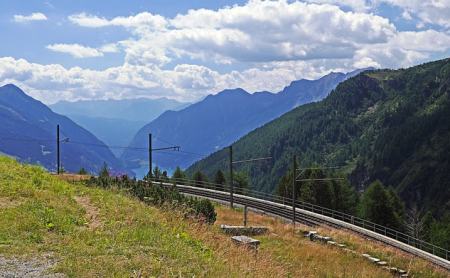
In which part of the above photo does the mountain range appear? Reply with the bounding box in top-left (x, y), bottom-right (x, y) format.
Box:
top-left (50, 98), bottom-right (188, 156)
top-left (0, 84), bottom-right (125, 174)
top-left (122, 69), bottom-right (368, 172)
top-left (187, 58), bottom-right (450, 216)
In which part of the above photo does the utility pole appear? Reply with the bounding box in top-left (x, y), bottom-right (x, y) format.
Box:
top-left (292, 155), bottom-right (296, 228)
top-left (148, 133), bottom-right (152, 178)
top-left (56, 125), bottom-right (60, 174)
top-left (147, 133), bottom-right (179, 180)
top-left (243, 205), bottom-right (248, 227)
top-left (229, 145), bottom-right (234, 208)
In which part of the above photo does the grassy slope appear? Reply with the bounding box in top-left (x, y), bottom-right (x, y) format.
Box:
top-left (0, 156), bottom-right (446, 277)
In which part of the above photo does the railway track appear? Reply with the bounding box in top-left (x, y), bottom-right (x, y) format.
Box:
top-left (161, 182), bottom-right (450, 271)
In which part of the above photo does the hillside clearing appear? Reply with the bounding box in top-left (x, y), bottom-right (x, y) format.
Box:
top-left (0, 157), bottom-right (447, 277)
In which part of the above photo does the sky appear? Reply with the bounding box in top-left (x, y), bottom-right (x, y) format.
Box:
top-left (1, 0), bottom-right (450, 104)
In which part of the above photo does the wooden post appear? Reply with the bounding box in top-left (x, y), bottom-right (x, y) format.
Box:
top-left (244, 205), bottom-right (248, 227)
top-left (56, 125), bottom-right (60, 174)
top-left (148, 133), bottom-right (152, 179)
top-left (229, 145), bottom-right (234, 208)
top-left (292, 155), bottom-right (296, 228)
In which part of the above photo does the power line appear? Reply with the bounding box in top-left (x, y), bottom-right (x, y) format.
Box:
top-left (232, 156), bottom-right (272, 164)
top-left (179, 150), bottom-right (208, 157)
top-left (154, 136), bottom-right (177, 147)
top-left (0, 136), bottom-right (53, 143)
top-left (68, 140), bottom-right (147, 151)
top-left (296, 166), bottom-right (343, 171)
top-left (296, 177), bottom-right (345, 182)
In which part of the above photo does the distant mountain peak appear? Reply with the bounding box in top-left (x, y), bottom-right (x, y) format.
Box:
top-left (0, 84), bottom-right (27, 96)
top-left (0, 84), bottom-right (42, 109)
top-left (1, 83), bottom-right (21, 90)
top-left (216, 88), bottom-right (248, 95)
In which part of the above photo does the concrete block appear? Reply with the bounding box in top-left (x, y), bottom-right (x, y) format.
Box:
top-left (231, 235), bottom-right (260, 249)
top-left (389, 267), bottom-right (398, 273)
top-left (220, 225), bottom-right (268, 236)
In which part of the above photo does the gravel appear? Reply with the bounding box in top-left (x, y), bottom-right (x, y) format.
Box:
top-left (0, 254), bottom-right (65, 278)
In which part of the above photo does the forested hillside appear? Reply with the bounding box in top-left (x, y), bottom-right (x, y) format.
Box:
top-left (187, 58), bottom-right (450, 219)
top-left (0, 84), bottom-right (125, 174)
top-left (122, 69), bottom-right (366, 171)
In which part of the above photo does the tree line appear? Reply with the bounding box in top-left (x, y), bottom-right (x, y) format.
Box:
top-left (181, 164), bottom-right (449, 250)
top-left (80, 162), bottom-right (449, 251)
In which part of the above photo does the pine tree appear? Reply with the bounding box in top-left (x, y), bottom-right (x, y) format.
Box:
top-left (99, 162), bottom-right (109, 178)
top-left (161, 170), bottom-right (169, 182)
top-left (233, 171), bottom-right (249, 194)
top-left (172, 166), bottom-right (186, 181)
top-left (277, 174), bottom-right (291, 203)
top-left (359, 180), bottom-right (404, 230)
top-left (214, 170), bottom-right (226, 190)
top-left (192, 170), bottom-right (208, 188)
top-left (78, 167), bottom-right (88, 175)
top-left (332, 180), bottom-right (357, 214)
top-left (276, 157), bottom-right (298, 201)
top-left (153, 166), bottom-right (162, 181)
top-left (429, 212), bottom-right (450, 250)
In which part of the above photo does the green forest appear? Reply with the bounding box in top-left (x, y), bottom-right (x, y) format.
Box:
top-left (186, 58), bottom-right (450, 249)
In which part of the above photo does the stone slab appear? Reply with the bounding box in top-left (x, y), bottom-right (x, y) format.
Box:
top-left (231, 235), bottom-right (260, 248)
top-left (221, 225), bottom-right (268, 236)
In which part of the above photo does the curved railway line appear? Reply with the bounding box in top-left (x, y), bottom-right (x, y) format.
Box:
top-left (151, 180), bottom-right (450, 271)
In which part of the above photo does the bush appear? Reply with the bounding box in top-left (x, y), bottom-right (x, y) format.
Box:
top-left (192, 199), bottom-right (217, 224)
top-left (87, 175), bottom-right (217, 224)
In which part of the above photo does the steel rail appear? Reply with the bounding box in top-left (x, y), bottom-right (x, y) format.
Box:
top-left (149, 180), bottom-right (450, 270)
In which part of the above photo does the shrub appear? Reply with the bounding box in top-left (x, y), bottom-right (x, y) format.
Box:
top-left (87, 175), bottom-right (216, 224)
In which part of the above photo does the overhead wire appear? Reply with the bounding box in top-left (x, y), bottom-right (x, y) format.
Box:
top-left (1, 133), bottom-right (211, 159)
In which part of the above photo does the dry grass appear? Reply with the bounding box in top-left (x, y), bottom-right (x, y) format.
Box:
top-left (0, 196), bottom-right (23, 209)
top-left (208, 206), bottom-right (449, 277)
top-left (73, 195), bottom-right (101, 230)
top-left (54, 173), bottom-right (91, 182)
top-left (1, 157), bottom-right (448, 277)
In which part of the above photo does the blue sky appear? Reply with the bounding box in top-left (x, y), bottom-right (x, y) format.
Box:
top-left (0, 0), bottom-right (247, 69)
top-left (1, 0), bottom-right (450, 104)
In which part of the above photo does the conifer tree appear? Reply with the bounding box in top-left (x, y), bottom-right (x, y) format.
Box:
top-left (192, 170), bottom-right (208, 188)
top-left (233, 171), bottom-right (249, 193)
top-left (172, 166), bottom-right (186, 181)
top-left (359, 180), bottom-right (405, 230)
top-left (214, 170), bottom-right (226, 190)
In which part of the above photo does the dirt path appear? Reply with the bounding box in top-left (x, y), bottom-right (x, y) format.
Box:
top-left (0, 197), bottom-right (22, 209)
top-left (0, 255), bottom-right (64, 278)
top-left (74, 196), bottom-right (101, 230)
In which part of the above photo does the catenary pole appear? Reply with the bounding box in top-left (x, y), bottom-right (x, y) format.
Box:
top-left (292, 155), bottom-right (296, 228)
top-left (149, 133), bottom-right (152, 178)
top-left (57, 125), bottom-right (60, 174)
top-left (229, 145), bottom-right (234, 208)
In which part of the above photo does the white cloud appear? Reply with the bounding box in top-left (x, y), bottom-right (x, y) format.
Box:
top-left (304, 0), bottom-right (370, 11)
top-left (2, 1), bottom-right (450, 105)
top-left (13, 12), bottom-right (47, 23)
top-left (99, 43), bottom-right (120, 53)
top-left (401, 10), bottom-right (412, 20)
top-left (46, 44), bottom-right (104, 58)
top-left (68, 12), bottom-right (167, 34)
top-left (380, 0), bottom-right (450, 29)
top-left (70, 1), bottom-right (396, 66)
